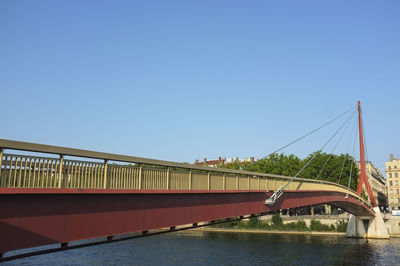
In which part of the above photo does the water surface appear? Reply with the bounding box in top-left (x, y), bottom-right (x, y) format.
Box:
top-left (3, 230), bottom-right (400, 265)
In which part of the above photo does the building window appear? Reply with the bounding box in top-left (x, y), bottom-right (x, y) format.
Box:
top-left (390, 181), bottom-right (393, 186)
top-left (390, 189), bottom-right (394, 194)
top-left (389, 173), bottom-right (392, 178)
top-left (391, 198), bottom-right (394, 203)
top-left (389, 166), bottom-right (392, 170)
top-left (396, 173), bottom-right (399, 178)
top-left (397, 189), bottom-right (400, 194)
top-left (396, 181), bottom-right (399, 186)
top-left (395, 165), bottom-right (398, 169)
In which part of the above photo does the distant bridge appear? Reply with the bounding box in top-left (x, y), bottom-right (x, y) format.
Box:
top-left (0, 138), bottom-right (374, 261)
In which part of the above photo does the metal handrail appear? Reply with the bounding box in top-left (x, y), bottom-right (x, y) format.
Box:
top-left (0, 138), bottom-right (369, 206)
top-left (0, 139), bottom-right (354, 186)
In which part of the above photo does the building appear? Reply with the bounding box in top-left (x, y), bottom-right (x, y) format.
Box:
top-left (194, 157), bottom-right (256, 167)
top-left (224, 157), bottom-right (256, 164)
top-left (356, 161), bottom-right (387, 210)
top-left (365, 161), bottom-right (387, 210)
top-left (386, 154), bottom-right (400, 211)
top-left (194, 157), bottom-right (225, 167)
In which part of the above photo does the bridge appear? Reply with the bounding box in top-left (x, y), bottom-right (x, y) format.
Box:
top-left (0, 102), bottom-right (389, 261)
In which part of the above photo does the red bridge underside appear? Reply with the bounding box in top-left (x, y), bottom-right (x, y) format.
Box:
top-left (0, 188), bottom-right (374, 254)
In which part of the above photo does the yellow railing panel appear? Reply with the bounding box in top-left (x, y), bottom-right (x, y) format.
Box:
top-left (238, 176), bottom-right (248, 190)
top-left (210, 174), bottom-right (223, 190)
top-left (192, 173), bottom-right (208, 190)
top-left (0, 139), bottom-right (370, 209)
top-left (250, 177), bottom-right (259, 190)
top-left (225, 175), bottom-right (236, 190)
top-left (170, 171), bottom-right (189, 190)
top-left (260, 178), bottom-right (267, 190)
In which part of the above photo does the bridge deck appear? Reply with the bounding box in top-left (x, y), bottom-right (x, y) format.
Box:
top-left (0, 139), bottom-right (369, 203)
top-left (0, 139), bottom-right (374, 257)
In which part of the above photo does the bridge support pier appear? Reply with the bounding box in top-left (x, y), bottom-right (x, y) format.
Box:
top-left (346, 207), bottom-right (389, 239)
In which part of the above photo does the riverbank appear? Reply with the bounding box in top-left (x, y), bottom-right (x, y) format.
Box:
top-left (174, 213), bottom-right (400, 238)
top-left (189, 226), bottom-right (400, 238)
top-left (190, 227), bottom-right (346, 236)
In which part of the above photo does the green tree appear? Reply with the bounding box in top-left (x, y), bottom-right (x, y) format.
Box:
top-left (222, 158), bottom-right (251, 170)
top-left (271, 213), bottom-right (283, 226)
top-left (245, 153), bottom-right (302, 176)
top-left (361, 189), bottom-right (369, 202)
top-left (219, 152), bottom-right (359, 191)
top-left (298, 152), bottom-right (359, 191)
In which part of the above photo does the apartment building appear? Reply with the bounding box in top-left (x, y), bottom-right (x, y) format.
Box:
top-left (386, 154), bottom-right (400, 211)
top-left (356, 161), bottom-right (387, 209)
top-left (194, 157), bottom-right (255, 167)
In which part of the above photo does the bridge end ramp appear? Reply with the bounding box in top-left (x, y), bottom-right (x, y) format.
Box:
top-left (346, 207), bottom-right (389, 239)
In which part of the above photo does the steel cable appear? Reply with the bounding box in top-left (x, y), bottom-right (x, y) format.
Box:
top-left (242, 106), bottom-right (357, 170)
top-left (338, 114), bottom-right (357, 183)
top-left (281, 109), bottom-right (357, 191)
top-left (316, 110), bottom-right (356, 179)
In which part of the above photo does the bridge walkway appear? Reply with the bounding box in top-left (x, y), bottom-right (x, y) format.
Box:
top-left (0, 139), bottom-right (374, 259)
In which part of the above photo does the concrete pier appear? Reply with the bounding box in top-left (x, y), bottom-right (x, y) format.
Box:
top-left (346, 207), bottom-right (389, 239)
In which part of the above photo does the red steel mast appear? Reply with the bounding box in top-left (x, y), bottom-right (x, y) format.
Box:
top-left (356, 101), bottom-right (377, 207)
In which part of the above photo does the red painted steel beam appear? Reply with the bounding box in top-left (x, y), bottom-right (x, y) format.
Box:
top-left (0, 188), bottom-right (374, 254)
top-left (356, 101), bottom-right (377, 206)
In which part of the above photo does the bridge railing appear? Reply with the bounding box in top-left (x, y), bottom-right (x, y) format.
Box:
top-left (0, 139), bottom-right (366, 203)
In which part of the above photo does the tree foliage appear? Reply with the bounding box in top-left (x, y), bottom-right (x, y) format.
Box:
top-left (221, 152), bottom-right (359, 191)
top-left (222, 159), bottom-right (250, 170)
top-left (247, 153), bottom-right (302, 177)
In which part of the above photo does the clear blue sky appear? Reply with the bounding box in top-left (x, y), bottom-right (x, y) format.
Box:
top-left (1, 1), bottom-right (399, 175)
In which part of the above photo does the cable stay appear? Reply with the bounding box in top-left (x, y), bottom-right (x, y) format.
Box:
top-left (316, 110), bottom-right (355, 180)
top-left (266, 109), bottom-right (356, 205)
top-left (243, 106), bottom-right (356, 171)
top-left (345, 121), bottom-right (359, 199)
top-left (362, 111), bottom-right (370, 164)
top-left (338, 115), bottom-right (357, 183)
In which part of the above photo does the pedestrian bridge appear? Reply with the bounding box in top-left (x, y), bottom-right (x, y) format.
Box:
top-left (0, 139), bottom-right (374, 260)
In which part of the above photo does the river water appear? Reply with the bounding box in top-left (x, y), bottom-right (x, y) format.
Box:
top-left (3, 230), bottom-right (400, 265)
